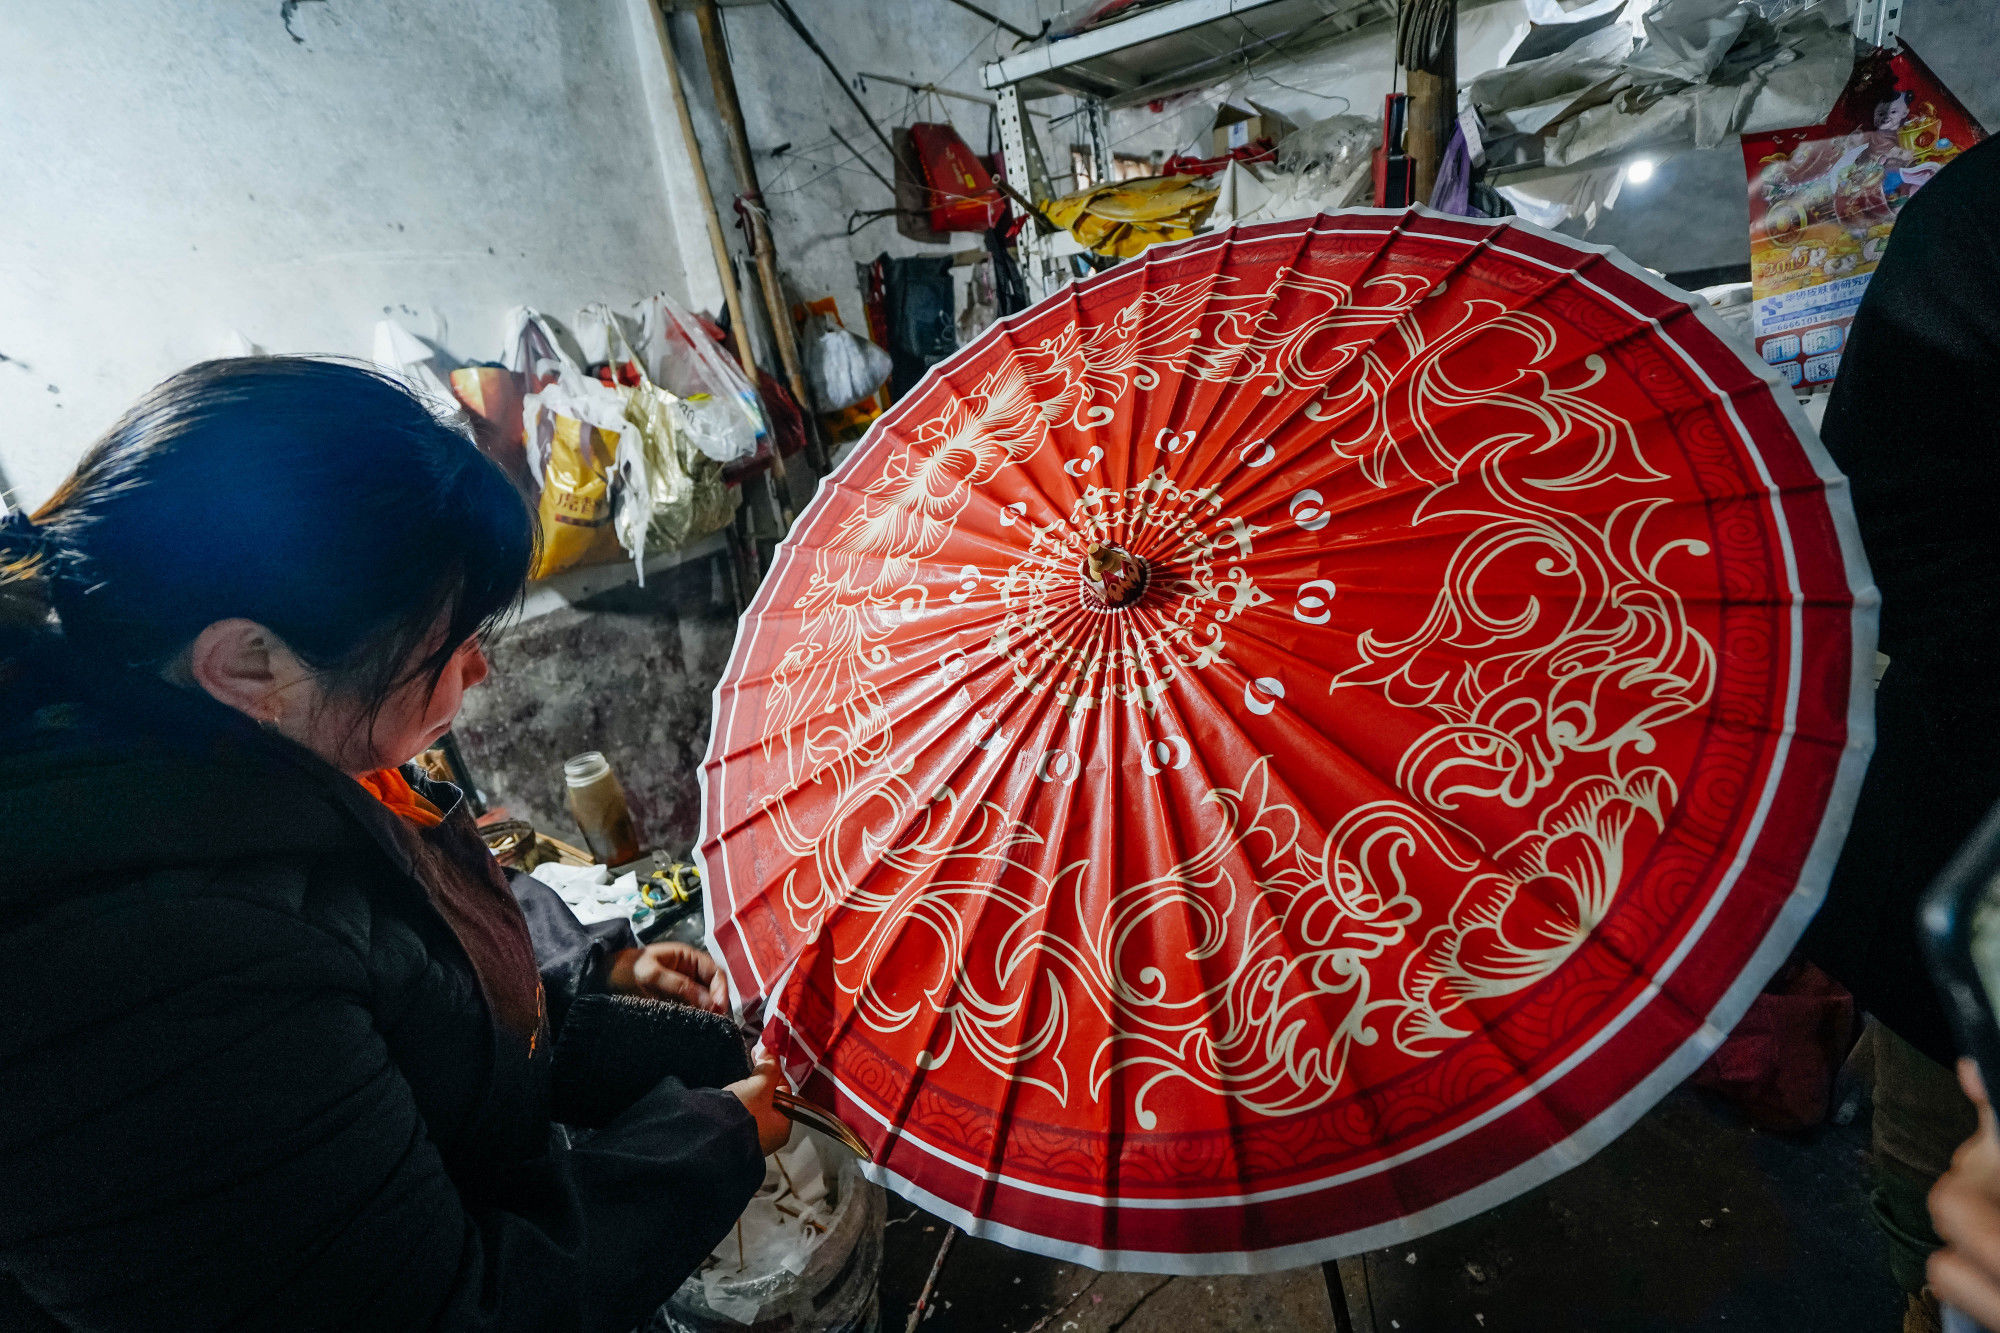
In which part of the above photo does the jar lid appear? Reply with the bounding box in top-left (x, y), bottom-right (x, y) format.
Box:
top-left (563, 751), bottom-right (611, 786)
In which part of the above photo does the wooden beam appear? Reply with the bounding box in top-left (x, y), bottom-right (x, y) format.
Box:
top-left (1404, 0), bottom-right (1457, 205)
top-left (695, 0), bottom-right (829, 474)
top-left (648, 0), bottom-right (791, 517)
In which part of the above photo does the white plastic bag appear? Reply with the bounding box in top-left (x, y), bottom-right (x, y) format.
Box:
top-left (632, 293), bottom-right (763, 464)
top-left (572, 302), bottom-right (648, 375)
top-left (521, 368), bottom-right (629, 487)
top-left (803, 316), bottom-right (892, 413)
top-left (503, 305), bottom-right (586, 393)
top-left (575, 302), bottom-right (739, 575)
top-left (371, 318), bottom-right (460, 418)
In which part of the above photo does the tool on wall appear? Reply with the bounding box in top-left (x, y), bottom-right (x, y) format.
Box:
top-left (1373, 92), bottom-right (1416, 207)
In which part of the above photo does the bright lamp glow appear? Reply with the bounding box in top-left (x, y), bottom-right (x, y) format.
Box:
top-left (1625, 157), bottom-right (1657, 185)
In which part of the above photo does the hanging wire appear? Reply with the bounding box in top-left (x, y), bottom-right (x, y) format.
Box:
top-left (756, 7), bottom-right (1018, 209)
top-left (1250, 70), bottom-right (1355, 107)
top-left (846, 208), bottom-right (898, 235)
top-left (750, 6), bottom-right (1088, 227)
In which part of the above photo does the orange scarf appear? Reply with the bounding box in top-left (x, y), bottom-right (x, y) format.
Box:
top-left (357, 767), bottom-right (444, 828)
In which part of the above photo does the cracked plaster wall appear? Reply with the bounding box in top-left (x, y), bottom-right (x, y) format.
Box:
top-left (0, 0), bottom-right (708, 508)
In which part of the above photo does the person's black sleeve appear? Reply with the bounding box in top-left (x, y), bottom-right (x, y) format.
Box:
top-left (553, 993), bottom-right (754, 1126)
top-left (508, 867), bottom-right (756, 1124)
top-left (0, 876), bottom-right (763, 1333)
top-left (507, 866), bottom-right (639, 1032)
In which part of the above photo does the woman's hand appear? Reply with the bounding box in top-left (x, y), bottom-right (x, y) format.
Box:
top-left (726, 1057), bottom-right (793, 1155)
top-left (607, 942), bottom-right (730, 1015)
top-left (1928, 1060), bottom-right (2000, 1327)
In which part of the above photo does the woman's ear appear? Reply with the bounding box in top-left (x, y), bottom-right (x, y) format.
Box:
top-left (186, 619), bottom-right (309, 726)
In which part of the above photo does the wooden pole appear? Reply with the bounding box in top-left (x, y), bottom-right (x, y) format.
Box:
top-left (694, 0), bottom-right (830, 475)
top-left (903, 1225), bottom-right (958, 1333)
top-left (646, 0), bottom-right (792, 528)
top-left (1404, 0), bottom-right (1457, 206)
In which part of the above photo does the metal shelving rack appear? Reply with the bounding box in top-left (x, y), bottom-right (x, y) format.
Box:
top-left (982, 0), bottom-right (1397, 300)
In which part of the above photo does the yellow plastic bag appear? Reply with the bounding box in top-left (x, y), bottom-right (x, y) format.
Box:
top-left (1043, 175), bottom-right (1219, 259)
top-left (529, 407), bottom-right (626, 579)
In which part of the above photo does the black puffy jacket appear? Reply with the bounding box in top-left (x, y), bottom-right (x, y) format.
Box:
top-left (1803, 135), bottom-right (2000, 1065)
top-left (0, 671), bottom-right (763, 1331)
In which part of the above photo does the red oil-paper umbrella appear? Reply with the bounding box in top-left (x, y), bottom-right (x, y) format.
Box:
top-left (698, 209), bottom-right (1875, 1272)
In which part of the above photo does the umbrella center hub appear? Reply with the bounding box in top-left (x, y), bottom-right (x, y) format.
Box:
top-left (1080, 543), bottom-right (1148, 608)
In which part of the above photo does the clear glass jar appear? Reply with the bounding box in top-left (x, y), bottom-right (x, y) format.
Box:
top-left (563, 751), bottom-right (642, 866)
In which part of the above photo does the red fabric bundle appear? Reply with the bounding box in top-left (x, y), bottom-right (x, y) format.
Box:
top-left (1693, 958), bottom-right (1856, 1131)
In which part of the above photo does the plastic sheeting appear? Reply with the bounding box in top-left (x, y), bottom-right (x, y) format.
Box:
top-left (1044, 175), bottom-right (1220, 258)
top-left (661, 1135), bottom-right (886, 1332)
top-left (632, 295), bottom-right (764, 466)
top-left (1474, 0), bottom-right (1858, 224)
top-left (802, 317), bottom-right (892, 414)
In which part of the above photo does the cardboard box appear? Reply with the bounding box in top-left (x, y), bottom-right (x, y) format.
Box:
top-left (1211, 101), bottom-right (1294, 157)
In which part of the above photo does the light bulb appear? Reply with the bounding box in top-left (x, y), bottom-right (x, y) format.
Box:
top-left (1625, 157), bottom-right (1657, 185)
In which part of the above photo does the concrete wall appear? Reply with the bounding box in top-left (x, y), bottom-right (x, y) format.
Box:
top-left (453, 555), bottom-right (741, 857)
top-left (0, 0), bottom-right (710, 509)
top-left (15, 1), bottom-right (1989, 514)
top-left (660, 0), bottom-right (1089, 341)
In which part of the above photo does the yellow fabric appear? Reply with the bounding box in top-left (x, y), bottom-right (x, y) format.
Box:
top-left (1043, 175), bottom-right (1219, 259)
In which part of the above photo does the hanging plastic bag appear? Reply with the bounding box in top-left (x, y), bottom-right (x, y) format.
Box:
top-left (632, 293), bottom-right (763, 464)
top-left (725, 369), bottom-right (808, 485)
top-left (523, 362), bottom-right (633, 580)
top-left (529, 409), bottom-right (626, 578)
top-left (622, 382), bottom-right (739, 560)
top-left (802, 314), bottom-right (893, 413)
top-left (378, 317), bottom-right (540, 499)
top-left (449, 365), bottom-right (535, 496)
top-left (562, 304), bottom-right (651, 582)
top-left (504, 305), bottom-right (586, 395)
top-left (588, 305), bottom-right (740, 571)
top-left (573, 302), bottom-right (649, 381)
top-left (371, 319), bottom-right (460, 418)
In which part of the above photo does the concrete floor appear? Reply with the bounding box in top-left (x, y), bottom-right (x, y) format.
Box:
top-left (876, 1083), bottom-right (1902, 1333)
top-left (875, 1214), bottom-right (1338, 1333)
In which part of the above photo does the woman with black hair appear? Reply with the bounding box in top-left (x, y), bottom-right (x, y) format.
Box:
top-left (0, 358), bottom-right (782, 1331)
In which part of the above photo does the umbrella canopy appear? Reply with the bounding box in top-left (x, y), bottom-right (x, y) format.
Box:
top-left (699, 209), bottom-right (1875, 1273)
